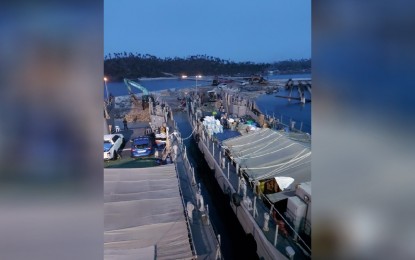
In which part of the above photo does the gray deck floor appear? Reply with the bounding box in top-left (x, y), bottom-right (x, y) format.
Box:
top-left (168, 116), bottom-right (221, 260)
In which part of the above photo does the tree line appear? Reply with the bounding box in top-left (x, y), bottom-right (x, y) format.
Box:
top-left (104, 53), bottom-right (311, 81)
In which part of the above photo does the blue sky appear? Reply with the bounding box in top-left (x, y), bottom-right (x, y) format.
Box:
top-left (104, 0), bottom-right (310, 63)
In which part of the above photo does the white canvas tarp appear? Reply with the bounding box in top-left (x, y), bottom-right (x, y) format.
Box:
top-left (223, 128), bottom-right (311, 184)
top-left (104, 165), bottom-right (193, 260)
top-left (275, 176), bottom-right (295, 190)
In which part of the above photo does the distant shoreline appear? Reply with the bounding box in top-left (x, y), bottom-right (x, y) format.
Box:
top-left (108, 71), bottom-right (311, 82)
top-left (138, 77), bottom-right (179, 81)
top-left (138, 76), bottom-right (214, 81)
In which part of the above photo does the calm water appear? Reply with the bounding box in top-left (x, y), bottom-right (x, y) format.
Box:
top-left (104, 78), bottom-right (210, 97)
top-left (261, 73), bottom-right (311, 133)
top-left (267, 73), bottom-right (311, 80)
top-left (256, 92), bottom-right (311, 134)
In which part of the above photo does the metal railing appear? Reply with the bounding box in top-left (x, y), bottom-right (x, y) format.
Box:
top-left (200, 126), bottom-right (311, 257)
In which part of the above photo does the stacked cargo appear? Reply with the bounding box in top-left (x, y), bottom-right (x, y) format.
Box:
top-left (202, 116), bottom-right (223, 136)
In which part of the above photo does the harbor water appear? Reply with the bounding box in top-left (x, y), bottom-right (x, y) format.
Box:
top-left (256, 93), bottom-right (311, 134)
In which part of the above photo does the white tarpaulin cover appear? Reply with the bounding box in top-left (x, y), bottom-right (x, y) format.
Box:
top-left (274, 176), bottom-right (295, 190)
top-left (104, 165), bottom-right (193, 260)
top-left (223, 128), bottom-right (311, 184)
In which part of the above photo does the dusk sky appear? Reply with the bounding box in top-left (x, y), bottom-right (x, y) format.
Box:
top-left (104, 0), bottom-right (311, 63)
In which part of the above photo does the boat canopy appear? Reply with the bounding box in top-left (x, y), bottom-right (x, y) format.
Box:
top-left (222, 128), bottom-right (311, 184)
top-left (104, 165), bottom-right (193, 260)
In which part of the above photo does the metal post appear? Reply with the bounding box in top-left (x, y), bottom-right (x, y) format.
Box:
top-left (237, 177), bottom-right (241, 194)
top-left (199, 195), bottom-right (205, 212)
top-left (253, 196), bottom-right (257, 218)
top-left (206, 204), bottom-right (210, 225)
top-left (216, 234), bottom-right (222, 260)
top-left (213, 143), bottom-right (215, 158)
top-left (219, 150), bottom-right (221, 164)
top-left (242, 179), bottom-right (247, 199)
top-left (303, 195), bottom-right (310, 232)
top-left (192, 167), bottom-right (196, 185)
top-left (227, 162), bottom-right (230, 179)
top-left (263, 213), bottom-right (270, 231)
top-left (290, 120), bottom-right (296, 130)
top-left (104, 78), bottom-right (109, 102)
top-left (274, 224), bottom-right (279, 246)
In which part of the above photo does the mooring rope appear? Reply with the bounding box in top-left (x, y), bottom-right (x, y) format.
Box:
top-left (177, 127), bottom-right (197, 141)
